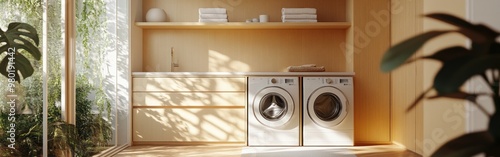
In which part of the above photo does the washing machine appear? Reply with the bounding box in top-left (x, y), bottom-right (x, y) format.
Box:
top-left (302, 77), bottom-right (354, 146)
top-left (247, 77), bottom-right (300, 146)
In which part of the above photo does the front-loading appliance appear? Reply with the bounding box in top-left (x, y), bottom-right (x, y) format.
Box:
top-left (302, 77), bottom-right (354, 146)
top-left (247, 77), bottom-right (300, 146)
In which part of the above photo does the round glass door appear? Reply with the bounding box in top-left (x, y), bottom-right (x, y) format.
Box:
top-left (314, 93), bottom-right (342, 121)
top-left (260, 93), bottom-right (287, 121)
top-left (253, 87), bottom-right (294, 127)
top-left (307, 86), bottom-right (348, 128)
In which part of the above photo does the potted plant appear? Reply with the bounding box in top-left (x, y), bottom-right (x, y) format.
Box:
top-left (381, 13), bottom-right (499, 157)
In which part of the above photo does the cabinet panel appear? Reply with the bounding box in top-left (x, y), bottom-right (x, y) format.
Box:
top-left (133, 108), bottom-right (246, 142)
top-left (352, 0), bottom-right (391, 144)
top-left (133, 92), bottom-right (246, 107)
top-left (133, 77), bottom-right (246, 92)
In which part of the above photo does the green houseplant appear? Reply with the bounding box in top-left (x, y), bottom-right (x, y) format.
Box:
top-left (0, 22), bottom-right (41, 82)
top-left (381, 13), bottom-right (500, 157)
top-left (0, 21), bottom-right (112, 156)
top-left (0, 75), bottom-right (112, 156)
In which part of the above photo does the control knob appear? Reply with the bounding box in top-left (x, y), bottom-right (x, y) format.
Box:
top-left (271, 78), bottom-right (278, 84)
top-left (325, 78), bottom-right (334, 84)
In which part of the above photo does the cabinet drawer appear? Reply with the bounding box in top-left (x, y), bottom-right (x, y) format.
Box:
top-left (133, 92), bottom-right (245, 107)
top-left (133, 108), bottom-right (246, 142)
top-left (133, 77), bottom-right (246, 92)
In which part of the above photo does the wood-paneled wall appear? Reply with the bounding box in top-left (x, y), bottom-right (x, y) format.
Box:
top-left (142, 0), bottom-right (346, 22)
top-left (421, 0), bottom-right (467, 156)
top-left (352, 0), bottom-right (392, 145)
top-left (139, 0), bottom-right (349, 73)
top-left (390, 0), bottom-right (423, 154)
top-left (132, 0), bottom-right (395, 145)
top-left (142, 29), bottom-right (347, 72)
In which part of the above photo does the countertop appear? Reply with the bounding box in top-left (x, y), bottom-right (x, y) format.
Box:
top-left (132, 72), bottom-right (355, 78)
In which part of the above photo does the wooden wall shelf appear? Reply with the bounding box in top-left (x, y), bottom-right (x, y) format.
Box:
top-left (135, 22), bottom-right (351, 30)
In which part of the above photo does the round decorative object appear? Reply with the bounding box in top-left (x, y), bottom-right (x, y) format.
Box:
top-left (146, 8), bottom-right (167, 22)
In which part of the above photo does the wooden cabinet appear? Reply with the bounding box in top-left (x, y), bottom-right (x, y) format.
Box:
top-left (132, 76), bottom-right (246, 145)
top-left (133, 108), bottom-right (245, 143)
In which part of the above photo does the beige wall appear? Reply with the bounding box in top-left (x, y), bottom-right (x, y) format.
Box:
top-left (131, 0), bottom-right (143, 72)
top-left (390, 0), bottom-right (423, 154)
top-left (421, 0), bottom-right (467, 156)
top-left (352, 0), bottom-right (392, 144)
top-left (391, 0), bottom-right (468, 156)
top-left (467, 0), bottom-right (500, 133)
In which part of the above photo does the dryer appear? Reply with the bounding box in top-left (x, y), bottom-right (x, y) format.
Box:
top-left (247, 77), bottom-right (300, 146)
top-left (302, 77), bottom-right (354, 146)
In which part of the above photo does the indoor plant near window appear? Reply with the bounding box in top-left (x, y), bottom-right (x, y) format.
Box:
top-left (0, 22), bottom-right (41, 82)
top-left (0, 22), bottom-right (112, 156)
top-left (381, 13), bottom-right (499, 157)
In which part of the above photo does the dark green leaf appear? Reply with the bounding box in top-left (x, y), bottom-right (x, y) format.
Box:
top-left (406, 87), bottom-right (433, 112)
top-left (0, 51), bottom-right (35, 83)
top-left (14, 53), bottom-right (35, 79)
top-left (427, 13), bottom-right (499, 41)
top-left (381, 31), bottom-right (451, 72)
top-left (8, 22), bottom-right (40, 45)
top-left (489, 111), bottom-right (500, 141)
top-left (491, 43), bottom-right (500, 54)
top-left (432, 54), bottom-right (473, 94)
top-left (0, 56), bottom-right (20, 82)
top-left (470, 42), bottom-right (493, 56)
top-left (423, 46), bottom-right (470, 62)
top-left (15, 37), bottom-right (42, 60)
top-left (457, 29), bottom-right (490, 43)
top-left (426, 13), bottom-right (476, 31)
top-left (431, 131), bottom-right (495, 157)
top-left (434, 54), bottom-right (500, 94)
top-left (485, 144), bottom-right (500, 156)
top-left (470, 24), bottom-right (499, 40)
top-left (0, 22), bottom-right (40, 81)
top-left (427, 91), bottom-right (479, 102)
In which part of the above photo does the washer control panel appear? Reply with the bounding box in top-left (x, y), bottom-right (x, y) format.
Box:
top-left (322, 77), bottom-right (352, 86)
top-left (269, 77), bottom-right (296, 85)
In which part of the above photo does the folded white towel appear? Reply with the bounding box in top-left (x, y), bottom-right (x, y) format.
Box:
top-left (199, 14), bottom-right (228, 19)
top-left (282, 8), bottom-right (317, 14)
top-left (199, 19), bottom-right (228, 22)
top-left (301, 64), bottom-right (317, 67)
top-left (282, 19), bottom-right (318, 22)
top-left (287, 65), bottom-right (325, 72)
top-left (199, 8), bottom-right (227, 14)
top-left (282, 14), bottom-right (317, 19)
top-left (282, 16), bottom-right (317, 21)
top-left (282, 18), bottom-right (317, 21)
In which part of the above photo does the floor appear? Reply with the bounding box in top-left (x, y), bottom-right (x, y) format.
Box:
top-left (114, 145), bottom-right (421, 157)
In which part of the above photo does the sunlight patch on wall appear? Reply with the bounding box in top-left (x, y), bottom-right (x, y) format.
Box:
top-left (209, 49), bottom-right (250, 72)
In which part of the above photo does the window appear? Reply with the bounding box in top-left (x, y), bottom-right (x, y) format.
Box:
top-left (0, 0), bottom-right (130, 156)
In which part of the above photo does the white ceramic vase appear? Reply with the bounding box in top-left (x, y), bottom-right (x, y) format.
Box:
top-left (146, 8), bottom-right (167, 22)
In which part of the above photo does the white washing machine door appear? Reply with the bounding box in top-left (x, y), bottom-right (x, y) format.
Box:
top-left (252, 87), bottom-right (295, 128)
top-left (307, 86), bottom-right (348, 128)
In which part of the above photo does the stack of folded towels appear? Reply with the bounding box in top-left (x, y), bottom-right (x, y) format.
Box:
top-left (199, 8), bottom-right (228, 22)
top-left (287, 64), bottom-right (325, 72)
top-left (281, 8), bottom-right (317, 22)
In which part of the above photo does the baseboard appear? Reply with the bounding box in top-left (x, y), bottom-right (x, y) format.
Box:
top-left (132, 141), bottom-right (246, 146)
top-left (353, 141), bottom-right (393, 146)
